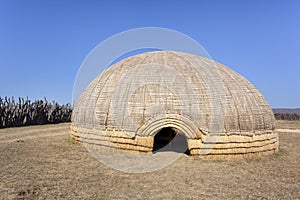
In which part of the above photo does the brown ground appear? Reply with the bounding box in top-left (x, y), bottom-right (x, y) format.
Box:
top-left (0, 121), bottom-right (299, 200)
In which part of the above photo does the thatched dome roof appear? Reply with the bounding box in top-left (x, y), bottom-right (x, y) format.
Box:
top-left (71, 51), bottom-right (278, 158)
top-left (72, 51), bottom-right (275, 135)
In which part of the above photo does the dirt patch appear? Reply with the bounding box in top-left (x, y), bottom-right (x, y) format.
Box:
top-left (0, 122), bottom-right (299, 199)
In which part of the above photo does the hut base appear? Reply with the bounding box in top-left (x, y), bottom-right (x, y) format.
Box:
top-left (70, 125), bottom-right (279, 159)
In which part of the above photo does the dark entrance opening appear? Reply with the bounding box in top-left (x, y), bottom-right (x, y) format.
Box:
top-left (152, 127), bottom-right (190, 155)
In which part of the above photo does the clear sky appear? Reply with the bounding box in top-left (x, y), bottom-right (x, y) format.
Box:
top-left (0, 0), bottom-right (299, 108)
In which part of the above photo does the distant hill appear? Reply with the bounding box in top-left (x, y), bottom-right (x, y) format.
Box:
top-left (273, 108), bottom-right (300, 115)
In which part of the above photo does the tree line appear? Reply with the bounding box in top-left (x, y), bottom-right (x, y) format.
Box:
top-left (274, 113), bottom-right (300, 121)
top-left (0, 96), bottom-right (72, 128)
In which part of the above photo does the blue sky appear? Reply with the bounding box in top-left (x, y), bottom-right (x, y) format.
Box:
top-left (0, 0), bottom-right (299, 108)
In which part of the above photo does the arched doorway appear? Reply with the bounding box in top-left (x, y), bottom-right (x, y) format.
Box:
top-left (152, 127), bottom-right (190, 155)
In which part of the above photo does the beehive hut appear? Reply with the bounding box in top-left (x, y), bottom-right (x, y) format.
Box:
top-left (71, 51), bottom-right (279, 159)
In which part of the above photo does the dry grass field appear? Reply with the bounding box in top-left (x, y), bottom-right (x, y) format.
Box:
top-left (0, 121), bottom-right (299, 199)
